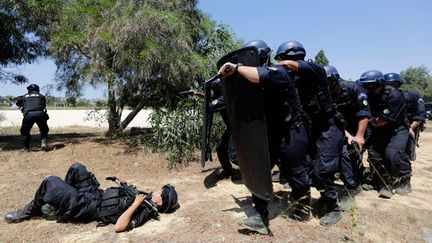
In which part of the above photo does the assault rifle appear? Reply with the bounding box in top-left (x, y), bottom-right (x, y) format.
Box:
top-left (105, 176), bottom-right (159, 218)
top-left (351, 140), bottom-right (363, 162)
top-left (9, 95), bottom-right (23, 101)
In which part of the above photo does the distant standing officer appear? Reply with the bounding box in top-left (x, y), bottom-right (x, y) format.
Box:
top-left (358, 71), bottom-right (409, 198)
top-left (277, 41), bottom-right (344, 226)
top-left (384, 73), bottom-right (426, 194)
top-left (16, 84), bottom-right (49, 151)
top-left (324, 65), bottom-right (371, 209)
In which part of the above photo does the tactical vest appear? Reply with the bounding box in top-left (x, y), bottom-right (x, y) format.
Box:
top-left (402, 90), bottom-right (417, 121)
top-left (265, 68), bottom-right (305, 130)
top-left (282, 74), bottom-right (305, 128)
top-left (331, 79), bottom-right (352, 109)
top-left (23, 93), bottom-right (46, 113)
top-left (96, 187), bottom-right (134, 225)
top-left (296, 74), bottom-right (337, 121)
top-left (376, 85), bottom-right (408, 127)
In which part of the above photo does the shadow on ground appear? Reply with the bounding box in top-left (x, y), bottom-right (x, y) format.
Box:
top-left (0, 132), bottom-right (103, 151)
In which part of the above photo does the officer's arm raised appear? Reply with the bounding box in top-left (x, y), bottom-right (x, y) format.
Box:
top-left (278, 60), bottom-right (299, 72)
top-left (218, 62), bottom-right (260, 84)
top-left (114, 194), bottom-right (145, 232)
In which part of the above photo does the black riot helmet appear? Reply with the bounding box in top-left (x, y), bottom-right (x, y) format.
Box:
top-left (243, 39), bottom-right (271, 66)
top-left (324, 65), bottom-right (342, 96)
top-left (274, 41), bottom-right (306, 61)
top-left (358, 70), bottom-right (386, 89)
top-left (158, 184), bottom-right (178, 213)
top-left (384, 73), bottom-right (404, 88)
top-left (324, 65), bottom-right (340, 80)
top-left (27, 84), bottom-right (40, 92)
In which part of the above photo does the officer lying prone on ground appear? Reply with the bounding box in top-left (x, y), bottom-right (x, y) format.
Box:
top-left (4, 163), bottom-right (178, 232)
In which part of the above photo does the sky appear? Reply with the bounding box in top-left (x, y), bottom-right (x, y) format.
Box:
top-left (2, 0), bottom-right (431, 98)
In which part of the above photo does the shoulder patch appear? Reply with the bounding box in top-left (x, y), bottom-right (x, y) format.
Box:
top-left (418, 98), bottom-right (424, 103)
top-left (362, 100), bottom-right (368, 106)
top-left (358, 93), bottom-right (367, 99)
top-left (383, 109), bottom-right (391, 115)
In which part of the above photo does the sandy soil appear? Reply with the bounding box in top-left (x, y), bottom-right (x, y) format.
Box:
top-left (0, 125), bottom-right (431, 242)
top-left (0, 109), bottom-right (151, 128)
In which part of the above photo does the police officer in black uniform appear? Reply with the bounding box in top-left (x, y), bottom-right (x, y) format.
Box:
top-left (188, 79), bottom-right (238, 183)
top-left (324, 65), bottom-right (371, 209)
top-left (4, 163), bottom-right (178, 232)
top-left (277, 41), bottom-right (343, 226)
top-left (16, 84), bottom-right (49, 151)
top-left (207, 79), bottom-right (238, 179)
top-left (358, 70), bottom-right (410, 198)
top-left (219, 39), bottom-right (311, 234)
top-left (384, 72), bottom-right (426, 194)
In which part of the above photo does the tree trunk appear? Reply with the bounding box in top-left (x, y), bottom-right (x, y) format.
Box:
top-left (105, 47), bottom-right (121, 137)
top-left (120, 99), bottom-right (148, 130)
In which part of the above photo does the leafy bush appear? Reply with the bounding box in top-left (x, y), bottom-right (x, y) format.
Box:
top-left (148, 97), bottom-right (224, 167)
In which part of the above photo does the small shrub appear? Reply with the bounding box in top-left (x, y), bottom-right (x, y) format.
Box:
top-left (148, 98), bottom-right (224, 167)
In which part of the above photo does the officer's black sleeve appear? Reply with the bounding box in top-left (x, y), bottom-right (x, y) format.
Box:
top-left (126, 206), bottom-right (151, 231)
top-left (209, 95), bottom-right (225, 112)
top-left (257, 65), bottom-right (291, 88)
top-left (379, 89), bottom-right (405, 122)
top-left (349, 82), bottom-right (371, 118)
top-left (412, 91), bottom-right (426, 121)
top-left (296, 60), bottom-right (326, 81)
top-left (42, 95), bottom-right (47, 109)
top-left (16, 99), bottom-right (24, 108)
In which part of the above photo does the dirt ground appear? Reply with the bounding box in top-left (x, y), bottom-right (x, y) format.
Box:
top-left (1, 125), bottom-right (432, 242)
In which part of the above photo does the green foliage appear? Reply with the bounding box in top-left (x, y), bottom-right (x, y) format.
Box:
top-left (149, 98), bottom-right (202, 166)
top-left (0, 0), bottom-right (44, 83)
top-left (20, 0), bottom-right (239, 134)
top-left (148, 97), bottom-right (224, 166)
top-left (314, 50), bottom-right (329, 66)
top-left (66, 96), bottom-right (77, 107)
top-left (400, 65), bottom-right (432, 101)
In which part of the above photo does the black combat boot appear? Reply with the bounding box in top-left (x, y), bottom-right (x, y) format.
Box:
top-left (377, 175), bottom-right (394, 198)
top-left (395, 176), bottom-right (412, 195)
top-left (21, 144), bottom-right (30, 152)
top-left (4, 202), bottom-right (40, 223)
top-left (319, 198), bottom-right (341, 227)
top-left (41, 138), bottom-right (48, 150)
top-left (339, 185), bottom-right (362, 211)
top-left (41, 204), bottom-right (59, 220)
top-left (242, 209), bottom-right (270, 235)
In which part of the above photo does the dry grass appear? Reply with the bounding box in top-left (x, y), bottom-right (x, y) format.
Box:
top-left (1, 125), bottom-right (432, 242)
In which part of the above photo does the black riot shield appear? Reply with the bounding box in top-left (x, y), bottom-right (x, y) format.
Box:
top-left (201, 79), bottom-right (214, 167)
top-left (217, 46), bottom-right (273, 201)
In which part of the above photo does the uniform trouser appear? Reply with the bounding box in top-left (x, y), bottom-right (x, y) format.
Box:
top-left (311, 121), bottom-right (344, 203)
top-left (216, 128), bottom-right (237, 172)
top-left (406, 126), bottom-right (420, 161)
top-left (32, 163), bottom-right (99, 221)
top-left (339, 144), bottom-right (363, 189)
top-left (278, 124), bottom-right (311, 204)
top-left (20, 111), bottom-right (49, 146)
top-left (368, 125), bottom-right (411, 181)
